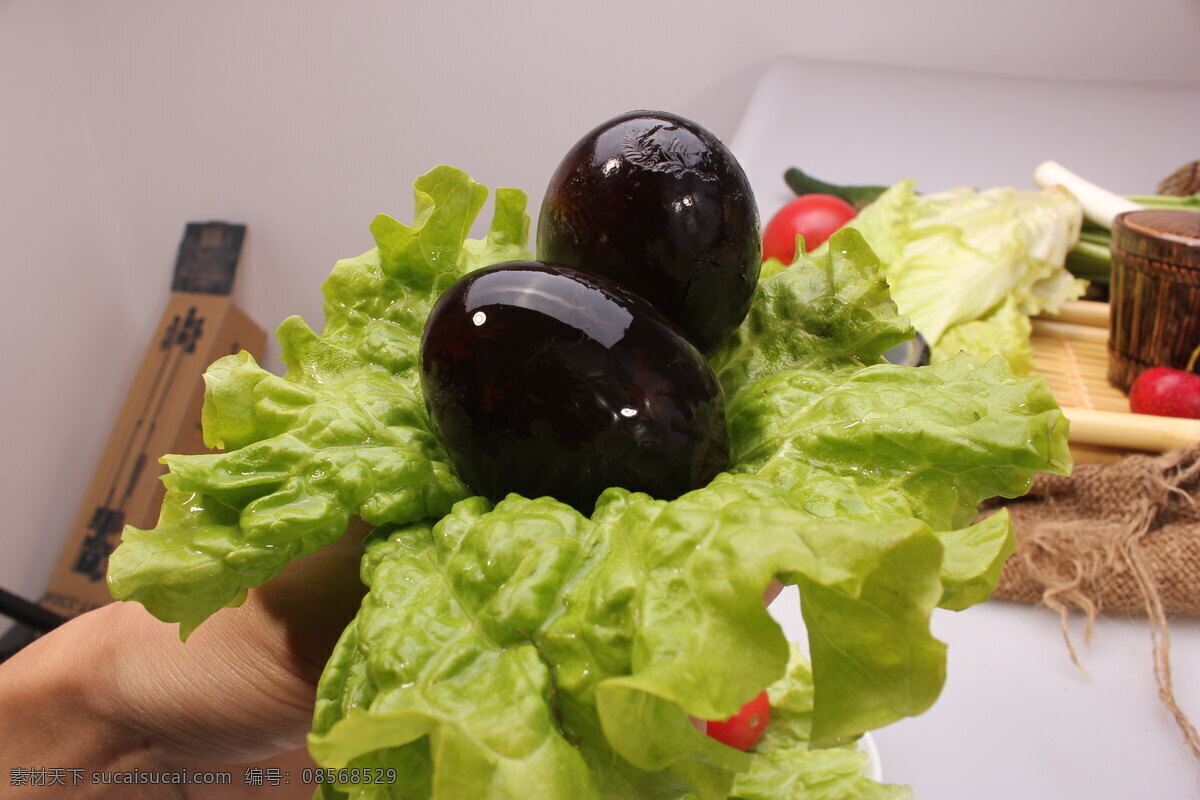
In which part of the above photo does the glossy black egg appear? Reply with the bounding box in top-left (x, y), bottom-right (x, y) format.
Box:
top-left (419, 261), bottom-right (729, 513)
top-left (537, 110), bottom-right (761, 353)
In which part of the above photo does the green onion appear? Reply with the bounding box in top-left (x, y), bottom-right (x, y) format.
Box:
top-left (1125, 193), bottom-right (1200, 210)
top-left (783, 167), bottom-right (888, 210)
top-left (1065, 240), bottom-right (1112, 285)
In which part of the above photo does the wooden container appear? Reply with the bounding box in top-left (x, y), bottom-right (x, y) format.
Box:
top-left (1107, 210), bottom-right (1200, 391)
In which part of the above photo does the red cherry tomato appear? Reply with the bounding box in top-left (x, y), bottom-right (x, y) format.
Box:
top-left (762, 194), bottom-right (857, 264)
top-left (705, 690), bottom-right (771, 751)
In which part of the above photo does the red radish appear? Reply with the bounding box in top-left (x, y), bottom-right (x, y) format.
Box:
top-left (1129, 345), bottom-right (1200, 419)
top-left (1130, 367), bottom-right (1200, 418)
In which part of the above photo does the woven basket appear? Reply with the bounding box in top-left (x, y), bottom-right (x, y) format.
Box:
top-left (1157, 160), bottom-right (1200, 197)
top-left (1107, 210), bottom-right (1200, 392)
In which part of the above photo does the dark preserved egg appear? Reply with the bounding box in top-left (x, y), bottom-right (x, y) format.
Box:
top-left (419, 260), bottom-right (729, 512)
top-left (537, 110), bottom-right (761, 353)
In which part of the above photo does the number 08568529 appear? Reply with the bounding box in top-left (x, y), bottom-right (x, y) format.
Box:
top-left (301, 768), bottom-right (398, 786)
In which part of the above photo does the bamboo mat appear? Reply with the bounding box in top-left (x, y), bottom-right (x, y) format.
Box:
top-left (1030, 300), bottom-right (1200, 462)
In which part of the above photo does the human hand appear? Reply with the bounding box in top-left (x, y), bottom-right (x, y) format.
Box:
top-left (0, 519), bottom-right (372, 794)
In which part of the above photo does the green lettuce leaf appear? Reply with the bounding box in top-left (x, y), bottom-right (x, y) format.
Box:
top-left (108, 166), bottom-right (531, 637)
top-left (932, 295), bottom-right (1034, 376)
top-left (727, 353), bottom-right (1071, 532)
top-left (819, 179), bottom-right (1085, 375)
top-left (708, 229), bottom-right (912, 398)
top-left (308, 481), bottom-right (946, 799)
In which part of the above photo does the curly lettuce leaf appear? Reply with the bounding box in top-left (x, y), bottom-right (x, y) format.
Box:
top-left (708, 228), bottom-right (912, 398)
top-left (108, 166), bottom-right (531, 637)
top-left (723, 348), bottom-right (1063, 624)
top-left (727, 354), bottom-right (1071, 532)
top-left (308, 480), bottom-right (945, 799)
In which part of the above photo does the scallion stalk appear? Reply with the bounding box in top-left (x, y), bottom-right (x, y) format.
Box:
top-left (1064, 240), bottom-right (1112, 285)
top-left (1033, 161), bottom-right (1142, 229)
top-left (1125, 193), bottom-right (1200, 210)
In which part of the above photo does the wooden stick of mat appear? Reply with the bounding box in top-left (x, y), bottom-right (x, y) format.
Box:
top-left (1063, 407), bottom-right (1200, 452)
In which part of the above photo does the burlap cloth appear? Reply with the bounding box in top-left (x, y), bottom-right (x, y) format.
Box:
top-left (986, 445), bottom-right (1200, 760)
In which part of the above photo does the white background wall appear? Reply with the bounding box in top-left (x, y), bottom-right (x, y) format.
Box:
top-left (2, 0), bottom-right (1198, 637)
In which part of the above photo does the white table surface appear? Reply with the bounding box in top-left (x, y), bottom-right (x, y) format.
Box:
top-left (770, 587), bottom-right (1200, 799)
top-left (740, 59), bottom-right (1200, 799)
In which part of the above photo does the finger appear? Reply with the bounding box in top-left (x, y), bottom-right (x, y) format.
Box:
top-left (253, 517), bottom-right (373, 682)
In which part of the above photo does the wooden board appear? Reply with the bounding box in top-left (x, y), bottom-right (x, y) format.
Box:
top-left (1031, 300), bottom-right (1200, 461)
